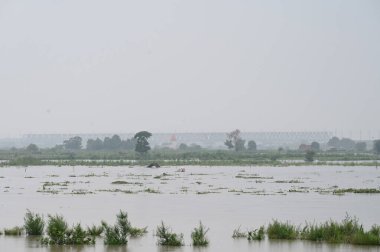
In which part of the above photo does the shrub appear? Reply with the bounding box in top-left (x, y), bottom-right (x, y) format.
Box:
top-left (4, 226), bottom-right (23, 235)
top-left (65, 224), bottom-right (94, 245)
top-left (156, 221), bottom-right (184, 246)
top-left (87, 225), bottom-right (104, 236)
top-left (267, 220), bottom-right (298, 240)
top-left (102, 211), bottom-right (145, 245)
top-left (44, 215), bottom-right (68, 245)
top-left (232, 226), bottom-right (247, 238)
top-left (24, 210), bottom-right (44, 235)
top-left (248, 226), bottom-right (265, 241)
top-left (191, 222), bottom-right (209, 246)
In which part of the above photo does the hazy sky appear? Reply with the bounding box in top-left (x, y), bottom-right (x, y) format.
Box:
top-left (0, 0), bottom-right (379, 138)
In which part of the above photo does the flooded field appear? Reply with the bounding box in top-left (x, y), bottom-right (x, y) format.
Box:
top-left (1, 165), bottom-right (380, 251)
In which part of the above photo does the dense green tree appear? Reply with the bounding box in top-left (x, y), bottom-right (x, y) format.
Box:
top-left (305, 150), bottom-right (315, 162)
top-left (121, 138), bottom-right (136, 150)
top-left (374, 140), bottom-right (380, 154)
top-left (247, 140), bottom-right (257, 151)
top-left (327, 137), bottom-right (340, 148)
top-left (134, 131), bottom-right (152, 154)
top-left (355, 142), bottom-right (367, 152)
top-left (26, 143), bottom-right (39, 153)
top-left (103, 135), bottom-right (122, 150)
top-left (63, 136), bottom-right (82, 150)
top-left (178, 143), bottom-right (188, 150)
top-left (340, 138), bottom-right (355, 150)
top-left (86, 138), bottom-right (104, 151)
top-left (225, 129), bottom-right (245, 151)
top-left (311, 141), bottom-right (320, 151)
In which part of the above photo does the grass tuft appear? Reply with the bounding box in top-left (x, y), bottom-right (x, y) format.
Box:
top-left (267, 220), bottom-right (298, 240)
top-left (156, 221), bottom-right (184, 246)
top-left (24, 209), bottom-right (44, 235)
top-left (191, 222), bottom-right (209, 246)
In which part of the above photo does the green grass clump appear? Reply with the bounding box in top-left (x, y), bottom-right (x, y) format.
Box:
top-left (129, 226), bottom-right (148, 237)
top-left (101, 210), bottom-right (146, 245)
top-left (156, 221), bottom-right (184, 246)
top-left (267, 220), bottom-right (298, 240)
top-left (24, 210), bottom-right (44, 235)
top-left (191, 222), bottom-right (209, 246)
top-left (248, 226), bottom-right (265, 241)
top-left (42, 215), bottom-right (94, 245)
top-left (301, 216), bottom-right (380, 245)
top-left (86, 225), bottom-right (104, 236)
top-left (4, 226), bottom-right (23, 235)
top-left (232, 227), bottom-right (247, 238)
top-left (333, 188), bottom-right (380, 194)
top-left (102, 211), bottom-right (130, 245)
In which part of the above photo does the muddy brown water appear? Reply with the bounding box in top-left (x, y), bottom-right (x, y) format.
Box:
top-left (0, 165), bottom-right (380, 252)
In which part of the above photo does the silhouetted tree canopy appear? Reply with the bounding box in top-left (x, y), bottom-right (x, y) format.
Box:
top-left (134, 131), bottom-right (152, 154)
top-left (63, 136), bottom-right (82, 150)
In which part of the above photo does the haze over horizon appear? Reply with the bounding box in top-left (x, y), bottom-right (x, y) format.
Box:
top-left (1, 0), bottom-right (379, 139)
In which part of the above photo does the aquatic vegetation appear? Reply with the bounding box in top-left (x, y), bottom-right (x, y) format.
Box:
top-left (143, 188), bottom-right (160, 194)
top-left (102, 211), bottom-right (130, 245)
top-left (24, 210), bottom-right (44, 235)
top-left (129, 226), bottom-right (148, 237)
top-left (111, 181), bottom-right (129, 184)
top-left (301, 215), bottom-right (380, 245)
top-left (267, 220), bottom-right (298, 240)
top-left (86, 225), bottom-right (104, 236)
top-left (248, 226), bottom-right (265, 241)
top-left (333, 188), bottom-right (380, 194)
top-left (4, 226), bottom-right (24, 235)
top-left (43, 214), bottom-right (68, 244)
top-left (64, 224), bottom-right (95, 245)
top-left (232, 227), bottom-right (247, 238)
top-left (156, 221), bottom-right (184, 246)
top-left (191, 222), bottom-right (209, 246)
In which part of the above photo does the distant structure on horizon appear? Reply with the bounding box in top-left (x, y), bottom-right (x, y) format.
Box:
top-left (0, 131), bottom-right (333, 150)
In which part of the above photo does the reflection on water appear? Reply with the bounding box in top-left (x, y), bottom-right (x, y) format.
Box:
top-left (0, 165), bottom-right (380, 251)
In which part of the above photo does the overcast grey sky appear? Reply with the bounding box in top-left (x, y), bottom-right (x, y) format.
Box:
top-left (0, 0), bottom-right (379, 138)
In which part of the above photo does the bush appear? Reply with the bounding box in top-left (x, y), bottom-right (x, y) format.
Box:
top-left (191, 222), bottom-right (209, 246)
top-left (102, 211), bottom-right (145, 245)
top-left (156, 221), bottom-right (184, 246)
top-left (44, 215), bottom-right (68, 245)
top-left (24, 210), bottom-right (44, 235)
top-left (4, 226), bottom-right (23, 235)
top-left (267, 220), bottom-right (298, 240)
top-left (232, 226), bottom-right (247, 238)
top-left (248, 226), bottom-right (265, 241)
top-left (42, 215), bottom-right (94, 245)
top-left (87, 225), bottom-right (104, 236)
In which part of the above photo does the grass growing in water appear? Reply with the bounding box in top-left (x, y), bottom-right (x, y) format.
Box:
top-left (24, 209), bottom-right (44, 235)
top-left (267, 220), bottom-right (298, 240)
top-left (191, 222), bottom-right (209, 246)
top-left (101, 210), bottom-right (147, 245)
top-left (333, 188), bottom-right (380, 194)
top-left (248, 226), bottom-right (265, 241)
top-left (156, 221), bottom-right (184, 246)
top-left (232, 226), bottom-right (247, 238)
top-left (42, 215), bottom-right (94, 245)
top-left (4, 226), bottom-right (23, 235)
top-left (86, 225), bottom-right (104, 236)
top-left (301, 215), bottom-right (380, 245)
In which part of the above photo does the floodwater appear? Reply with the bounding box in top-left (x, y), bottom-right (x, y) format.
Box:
top-left (0, 165), bottom-right (380, 252)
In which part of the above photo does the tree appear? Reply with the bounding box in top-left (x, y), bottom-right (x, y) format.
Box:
top-left (247, 140), bottom-right (257, 151)
top-left (305, 150), bottom-right (315, 162)
top-left (26, 143), bottom-right (39, 153)
top-left (134, 131), bottom-right (152, 154)
top-left (63, 136), bottom-right (82, 150)
top-left (340, 138), bottom-right (355, 150)
top-left (327, 137), bottom-right (340, 148)
top-left (103, 135), bottom-right (122, 150)
top-left (224, 129), bottom-right (245, 151)
top-left (374, 140), bottom-right (380, 154)
top-left (86, 138), bottom-right (103, 151)
top-left (355, 142), bottom-right (367, 152)
top-left (311, 142), bottom-right (320, 151)
top-left (178, 143), bottom-right (188, 150)
top-left (121, 138), bottom-right (136, 150)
